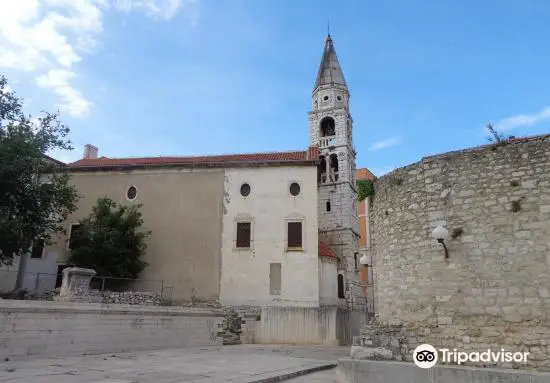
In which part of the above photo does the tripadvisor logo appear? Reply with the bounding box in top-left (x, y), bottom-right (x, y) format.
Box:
top-left (413, 344), bottom-right (529, 369)
top-left (413, 344), bottom-right (438, 368)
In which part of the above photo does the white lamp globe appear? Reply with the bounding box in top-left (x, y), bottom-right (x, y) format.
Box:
top-left (359, 254), bottom-right (369, 265)
top-left (431, 226), bottom-right (449, 241)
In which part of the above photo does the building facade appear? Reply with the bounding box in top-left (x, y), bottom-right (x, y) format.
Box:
top-left (7, 34), bottom-right (367, 310)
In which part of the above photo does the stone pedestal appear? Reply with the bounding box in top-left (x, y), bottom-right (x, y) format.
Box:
top-left (351, 318), bottom-right (409, 361)
top-left (57, 267), bottom-right (96, 301)
top-left (217, 308), bottom-right (243, 345)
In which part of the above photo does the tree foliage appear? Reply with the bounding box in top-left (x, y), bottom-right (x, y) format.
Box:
top-left (0, 75), bottom-right (79, 266)
top-left (68, 197), bottom-right (150, 279)
top-left (357, 179), bottom-right (375, 201)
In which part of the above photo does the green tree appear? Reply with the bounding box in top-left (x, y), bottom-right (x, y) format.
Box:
top-left (356, 179), bottom-right (375, 201)
top-left (68, 197), bottom-right (150, 279)
top-left (0, 75), bottom-right (79, 266)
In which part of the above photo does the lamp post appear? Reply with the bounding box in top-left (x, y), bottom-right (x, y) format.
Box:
top-left (431, 226), bottom-right (450, 259)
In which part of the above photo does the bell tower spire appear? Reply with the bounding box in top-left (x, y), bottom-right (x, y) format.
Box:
top-left (313, 34), bottom-right (348, 93)
top-left (309, 33), bottom-right (359, 304)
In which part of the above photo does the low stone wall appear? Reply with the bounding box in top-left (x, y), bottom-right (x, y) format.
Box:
top-left (336, 359), bottom-right (550, 383)
top-left (252, 306), bottom-right (368, 346)
top-left (253, 306), bottom-right (336, 345)
top-left (62, 289), bottom-right (164, 306)
top-left (351, 319), bottom-right (409, 361)
top-left (0, 300), bottom-right (256, 360)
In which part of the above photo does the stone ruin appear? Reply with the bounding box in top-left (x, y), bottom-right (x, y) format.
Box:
top-left (54, 267), bottom-right (165, 306)
top-left (217, 307), bottom-right (243, 345)
top-left (351, 318), bottom-right (410, 361)
top-left (57, 267), bottom-right (97, 302)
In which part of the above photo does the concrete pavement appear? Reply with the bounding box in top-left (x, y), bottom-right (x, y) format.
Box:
top-left (286, 368), bottom-right (336, 382)
top-left (0, 345), bottom-right (348, 383)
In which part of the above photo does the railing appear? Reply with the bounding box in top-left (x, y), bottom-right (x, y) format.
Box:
top-left (0, 269), bottom-right (173, 305)
top-left (319, 171), bottom-right (339, 184)
top-left (318, 137), bottom-right (337, 149)
top-left (349, 280), bottom-right (375, 314)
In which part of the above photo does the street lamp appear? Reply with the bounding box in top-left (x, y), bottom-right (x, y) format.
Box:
top-left (431, 226), bottom-right (450, 259)
top-left (359, 254), bottom-right (369, 266)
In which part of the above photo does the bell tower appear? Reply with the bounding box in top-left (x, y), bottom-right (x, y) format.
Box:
top-left (309, 34), bottom-right (359, 302)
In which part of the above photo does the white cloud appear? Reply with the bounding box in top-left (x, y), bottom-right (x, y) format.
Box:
top-left (368, 137), bottom-right (402, 151)
top-left (494, 106), bottom-right (550, 132)
top-left (0, 0), bottom-right (197, 118)
top-left (36, 69), bottom-right (92, 117)
top-left (110, 0), bottom-right (198, 20)
top-left (371, 166), bottom-right (396, 177)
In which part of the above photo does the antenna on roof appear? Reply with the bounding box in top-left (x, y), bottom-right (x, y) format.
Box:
top-left (327, 18), bottom-right (330, 36)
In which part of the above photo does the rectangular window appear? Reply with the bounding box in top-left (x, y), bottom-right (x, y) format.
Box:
top-left (269, 263), bottom-right (281, 295)
top-left (30, 238), bottom-right (45, 259)
top-left (68, 223), bottom-right (83, 250)
top-left (287, 222), bottom-right (302, 249)
top-left (236, 222), bottom-right (251, 248)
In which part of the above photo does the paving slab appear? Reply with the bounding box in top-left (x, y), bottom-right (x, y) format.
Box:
top-left (285, 368), bottom-right (337, 382)
top-left (0, 345), bottom-right (348, 383)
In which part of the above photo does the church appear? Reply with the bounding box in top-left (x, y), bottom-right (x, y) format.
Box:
top-left (13, 34), bottom-right (376, 307)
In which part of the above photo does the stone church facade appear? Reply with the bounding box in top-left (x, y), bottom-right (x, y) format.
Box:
top-left (21, 34), bottom-right (367, 308)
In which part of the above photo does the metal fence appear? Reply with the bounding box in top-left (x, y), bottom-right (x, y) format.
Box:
top-left (0, 269), bottom-right (173, 305)
top-left (348, 280), bottom-right (376, 314)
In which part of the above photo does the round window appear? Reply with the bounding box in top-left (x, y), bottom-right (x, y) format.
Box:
top-left (289, 182), bottom-right (301, 196)
top-left (240, 183), bottom-right (251, 197)
top-left (127, 185), bottom-right (137, 200)
top-left (323, 95), bottom-right (329, 101)
top-left (337, 95), bottom-right (342, 101)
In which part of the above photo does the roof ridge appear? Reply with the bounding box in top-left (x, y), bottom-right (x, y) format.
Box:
top-left (78, 149), bottom-right (309, 161)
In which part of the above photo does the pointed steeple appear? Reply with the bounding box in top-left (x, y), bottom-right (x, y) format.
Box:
top-left (314, 34), bottom-right (347, 92)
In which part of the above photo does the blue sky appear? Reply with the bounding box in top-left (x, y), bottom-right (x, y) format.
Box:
top-left (2, 0), bottom-right (550, 176)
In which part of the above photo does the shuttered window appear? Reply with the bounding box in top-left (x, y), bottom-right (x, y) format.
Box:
top-left (236, 222), bottom-right (251, 248)
top-left (68, 224), bottom-right (83, 250)
top-left (30, 239), bottom-right (45, 259)
top-left (287, 222), bottom-right (302, 248)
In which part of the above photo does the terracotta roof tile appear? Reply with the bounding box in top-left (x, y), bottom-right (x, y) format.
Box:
top-left (356, 167), bottom-right (376, 180)
top-left (319, 241), bottom-right (338, 259)
top-left (68, 146), bottom-right (320, 169)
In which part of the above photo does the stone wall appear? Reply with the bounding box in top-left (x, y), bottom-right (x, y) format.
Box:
top-left (336, 359), bottom-right (550, 383)
top-left (0, 300), bottom-right (257, 360)
top-left (73, 290), bottom-right (165, 305)
top-left (369, 135), bottom-right (550, 370)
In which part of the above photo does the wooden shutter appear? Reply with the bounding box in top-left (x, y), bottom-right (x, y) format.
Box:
top-left (69, 224), bottom-right (83, 249)
top-left (236, 222), bottom-right (251, 248)
top-left (287, 222), bottom-right (302, 248)
top-left (30, 239), bottom-right (45, 259)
